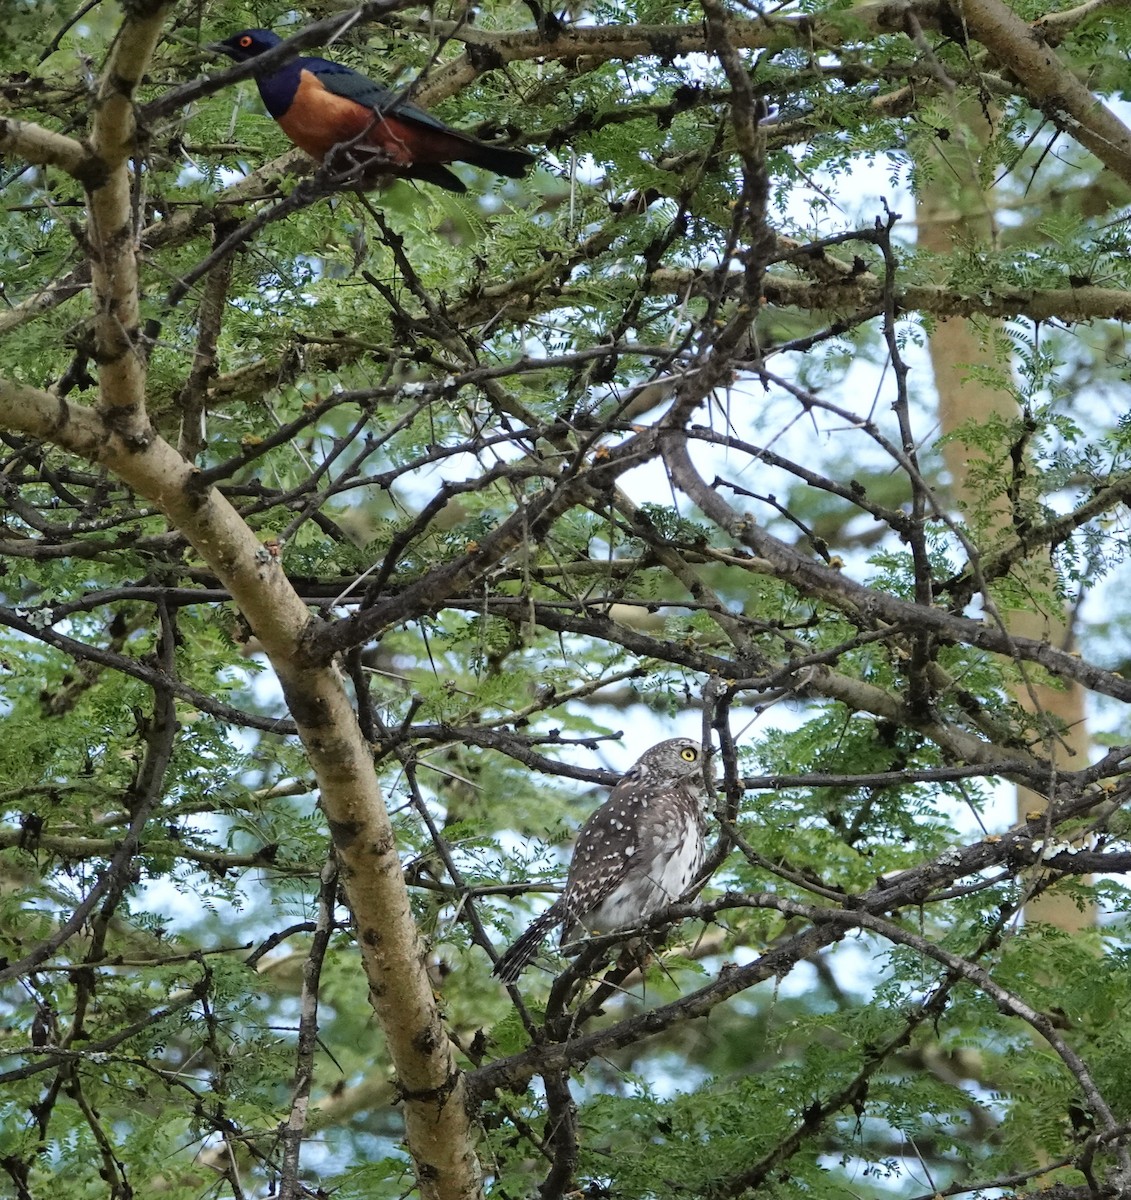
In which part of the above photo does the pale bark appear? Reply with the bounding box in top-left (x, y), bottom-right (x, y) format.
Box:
top-left (0, 0), bottom-right (1114, 1180)
top-left (0, 389), bottom-right (483, 1200)
top-left (955, 0), bottom-right (1131, 185)
top-left (86, 4), bottom-right (168, 431)
top-left (917, 101), bottom-right (1092, 933)
top-left (0, 118), bottom-right (95, 178)
top-left (0, 5), bottom-right (483, 1193)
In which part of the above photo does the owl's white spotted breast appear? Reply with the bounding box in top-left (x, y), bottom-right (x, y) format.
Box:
top-left (562, 782), bottom-right (707, 938)
top-left (495, 737), bottom-right (710, 979)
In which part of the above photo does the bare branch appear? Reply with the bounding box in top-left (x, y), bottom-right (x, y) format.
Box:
top-left (279, 853), bottom-right (338, 1200)
top-left (86, 2), bottom-right (169, 427)
top-left (955, 0), bottom-right (1131, 185)
top-left (0, 118), bottom-right (101, 183)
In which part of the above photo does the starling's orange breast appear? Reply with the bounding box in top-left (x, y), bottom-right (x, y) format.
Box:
top-left (277, 69), bottom-right (470, 167)
top-left (276, 70), bottom-right (381, 160)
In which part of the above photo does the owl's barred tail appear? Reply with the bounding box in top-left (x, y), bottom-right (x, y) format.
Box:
top-left (493, 904), bottom-right (565, 983)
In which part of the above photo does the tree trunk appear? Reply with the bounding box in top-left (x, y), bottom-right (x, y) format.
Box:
top-left (917, 101), bottom-right (1091, 932)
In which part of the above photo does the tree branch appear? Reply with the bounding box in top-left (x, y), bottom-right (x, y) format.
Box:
top-left (954, 0), bottom-right (1131, 185)
top-left (86, 1), bottom-right (169, 429)
top-left (0, 118), bottom-right (101, 183)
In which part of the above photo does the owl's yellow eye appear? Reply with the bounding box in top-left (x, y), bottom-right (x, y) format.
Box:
top-left (680, 747), bottom-right (698, 761)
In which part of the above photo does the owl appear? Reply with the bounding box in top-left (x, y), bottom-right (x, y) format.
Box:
top-left (494, 738), bottom-right (711, 983)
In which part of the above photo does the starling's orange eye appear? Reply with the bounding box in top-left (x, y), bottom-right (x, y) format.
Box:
top-left (680, 747), bottom-right (698, 762)
top-left (240, 35), bottom-right (253, 47)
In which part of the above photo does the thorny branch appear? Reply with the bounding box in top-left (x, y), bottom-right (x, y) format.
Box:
top-left (5, 0), bottom-right (1131, 1194)
top-left (278, 852), bottom-right (339, 1200)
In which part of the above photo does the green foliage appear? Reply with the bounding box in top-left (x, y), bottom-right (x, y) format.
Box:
top-left (4, 0), bottom-right (1131, 1196)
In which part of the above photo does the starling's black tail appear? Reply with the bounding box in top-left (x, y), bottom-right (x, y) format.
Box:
top-left (462, 142), bottom-right (538, 180)
top-left (408, 163), bottom-right (469, 193)
top-left (494, 903), bottom-right (563, 983)
top-left (406, 144), bottom-right (534, 192)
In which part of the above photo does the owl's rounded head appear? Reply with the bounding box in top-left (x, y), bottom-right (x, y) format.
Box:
top-left (630, 737), bottom-right (706, 783)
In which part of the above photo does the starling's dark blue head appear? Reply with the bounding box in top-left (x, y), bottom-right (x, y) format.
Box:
top-left (215, 29), bottom-right (282, 62)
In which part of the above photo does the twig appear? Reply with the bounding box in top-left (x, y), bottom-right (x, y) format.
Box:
top-left (279, 852), bottom-right (339, 1200)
